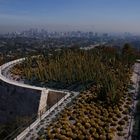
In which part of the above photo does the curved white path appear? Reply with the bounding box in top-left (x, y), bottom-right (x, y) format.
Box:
top-left (0, 58), bottom-right (45, 90)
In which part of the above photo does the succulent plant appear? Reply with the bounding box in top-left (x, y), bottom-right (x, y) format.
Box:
top-left (93, 133), bottom-right (99, 139)
top-left (116, 113), bottom-right (122, 118)
top-left (107, 133), bottom-right (114, 140)
top-left (109, 127), bottom-right (116, 133)
top-left (85, 122), bottom-right (91, 128)
top-left (118, 120), bottom-right (125, 125)
top-left (117, 132), bottom-right (125, 136)
top-left (119, 107), bottom-right (123, 111)
top-left (117, 126), bottom-right (123, 131)
top-left (112, 117), bottom-right (118, 122)
top-left (123, 116), bottom-right (129, 121)
top-left (122, 110), bottom-right (129, 115)
top-left (110, 121), bottom-right (117, 126)
top-left (99, 135), bottom-right (106, 140)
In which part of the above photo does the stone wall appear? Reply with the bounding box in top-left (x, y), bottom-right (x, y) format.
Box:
top-left (0, 79), bottom-right (66, 123)
top-left (0, 79), bottom-right (42, 123)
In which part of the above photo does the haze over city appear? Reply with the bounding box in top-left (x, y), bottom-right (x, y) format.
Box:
top-left (1, 0), bottom-right (140, 139)
top-left (0, 0), bottom-right (140, 34)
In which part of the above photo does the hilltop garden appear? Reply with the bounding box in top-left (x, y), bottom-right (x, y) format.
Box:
top-left (11, 44), bottom-right (139, 139)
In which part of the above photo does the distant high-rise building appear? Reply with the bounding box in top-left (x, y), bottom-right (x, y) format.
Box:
top-left (103, 33), bottom-right (108, 37)
top-left (95, 32), bottom-right (98, 37)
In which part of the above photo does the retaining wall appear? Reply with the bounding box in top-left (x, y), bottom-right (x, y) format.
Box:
top-left (15, 92), bottom-right (70, 140)
top-left (0, 58), bottom-right (68, 123)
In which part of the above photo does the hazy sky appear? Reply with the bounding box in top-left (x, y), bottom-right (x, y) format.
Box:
top-left (0, 0), bottom-right (140, 33)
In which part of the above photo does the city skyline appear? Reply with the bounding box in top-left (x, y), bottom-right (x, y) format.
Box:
top-left (0, 0), bottom-right (140, 34)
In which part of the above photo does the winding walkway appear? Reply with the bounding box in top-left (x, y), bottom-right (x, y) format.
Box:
top-left (0, 58), bottom-right (43, 90)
